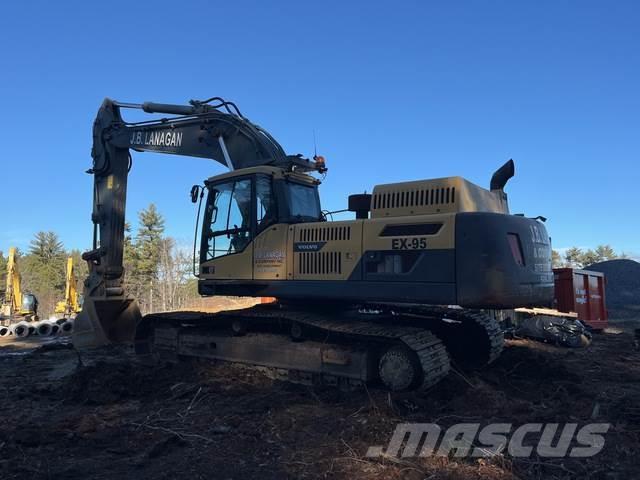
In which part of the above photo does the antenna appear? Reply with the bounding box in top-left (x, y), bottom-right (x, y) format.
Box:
top-left (312, 129), bottom-right (327, 174)
top-left (313, 129), bottom-right (317, 159)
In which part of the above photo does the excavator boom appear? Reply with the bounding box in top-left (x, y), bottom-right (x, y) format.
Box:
top-left (74, 97), bottom-right (324, 347)
top-left (55, 257), bottom-right (81, 316)
top-left (1, 247), bottom-right (21, 317)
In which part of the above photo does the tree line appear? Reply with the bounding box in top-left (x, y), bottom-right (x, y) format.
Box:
top-left (551, 244), bottom-right (626, 269)
top-left (0, 204), bottom-right (199, 318)
top-left (0, 232), bottom-right (85, 319)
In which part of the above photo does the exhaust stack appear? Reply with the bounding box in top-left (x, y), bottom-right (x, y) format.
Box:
top-left (490, 159), bottom-right (515, 191)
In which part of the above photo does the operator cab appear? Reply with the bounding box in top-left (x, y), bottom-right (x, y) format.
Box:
top-left (21, 293), bottom-right (38, 314)
top-left (195, 166), bottom-right (322, 263)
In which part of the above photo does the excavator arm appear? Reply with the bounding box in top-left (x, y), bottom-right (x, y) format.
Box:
top-left (55, 257), bottom-right (81, 316)
top-left (1, 247), bottom-right (21, 317)
top-left (74, 97), bottom-right (323, 347)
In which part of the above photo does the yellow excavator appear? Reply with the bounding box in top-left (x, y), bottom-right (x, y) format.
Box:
top-left (54, 257), bottom-right (82, 318)
top-left (73, 97), bottom-right (553, 392)
top-left (1, 247), bottom-right (38, 323)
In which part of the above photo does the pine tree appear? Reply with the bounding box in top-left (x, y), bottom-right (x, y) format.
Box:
top-left (580, 249), bottom-right (599, 267)
top-left (22, 232), bottom-right (67, 316)
top-left (564, 247), bottom-right (583, 268)
top-left (29, 231), bottom-right (64, 260)
top-left (136, 204), bottom-right (165, 279)
top-left (133, 204), bottom-right (165, 313)
top-left (594, 245), bottom-right (616, 262)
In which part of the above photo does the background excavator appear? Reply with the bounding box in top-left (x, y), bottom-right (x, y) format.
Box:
top-left (73, 96), bottom-right (554, 391)
top-left (1, 247), bottom-right (38, 324)
top-left (54, 257), bottom-right (82, 318)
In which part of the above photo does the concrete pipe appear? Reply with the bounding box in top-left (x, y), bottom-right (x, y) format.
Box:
top-left (12, 322), bottom-right (30, 338)
top-left (35, 321), bottom-right (53, 336)
top-left (0, 325), bottom-right (11, 337)
top-left (59, 320), bottom-right (74, 335)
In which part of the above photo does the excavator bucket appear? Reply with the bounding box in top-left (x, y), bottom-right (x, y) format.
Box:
top-left (72, 297), bottom-right (141, 348)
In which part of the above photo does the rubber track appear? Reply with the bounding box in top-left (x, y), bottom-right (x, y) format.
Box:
top-left (216, 307), bottom-right (451, 391)
top-left (380, 305), bottom-right (505, 365)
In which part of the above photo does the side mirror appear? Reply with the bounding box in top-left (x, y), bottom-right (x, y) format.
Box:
top-left (190, 185), bottom-right (202, 203)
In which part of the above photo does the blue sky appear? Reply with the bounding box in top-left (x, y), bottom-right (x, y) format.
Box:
top-left (1, 0), bottom-right (638, 257)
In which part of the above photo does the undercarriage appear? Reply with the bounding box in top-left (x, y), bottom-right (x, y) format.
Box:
top-left (135, 302), bottom-right (504, 392)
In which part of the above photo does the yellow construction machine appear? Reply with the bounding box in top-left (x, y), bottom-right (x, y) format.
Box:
top-left (1, 247), bottom-right (38, 323)
top-left (55, 257), bottom-right (82, 318)
top-left (73, 97), bottom-right (554, 391)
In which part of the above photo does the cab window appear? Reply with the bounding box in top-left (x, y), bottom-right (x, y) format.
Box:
top-left (203, 178), bottom-right (252, 259)
top-left (287, 182), bottom-right (321, 221)
top-left (256, 175), bottom-right (276, 232)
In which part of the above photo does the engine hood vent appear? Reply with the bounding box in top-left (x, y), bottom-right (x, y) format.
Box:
top-left (371, 177), bottom-right (508, 218)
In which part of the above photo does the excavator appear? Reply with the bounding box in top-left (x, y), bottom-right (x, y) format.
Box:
top-left (73, 96), bottom-right (554, 391)
top-left (54, 257), bottom-right (82, 318)
top-left (1, 247), bottom-right (38, 324)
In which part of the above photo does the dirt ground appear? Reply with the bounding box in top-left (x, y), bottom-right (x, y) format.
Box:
top-left (0, 321), bottom-right (638, 480)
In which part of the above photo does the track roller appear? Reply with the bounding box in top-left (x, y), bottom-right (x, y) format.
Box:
top-left (378, 345), bottom-right (422, 392)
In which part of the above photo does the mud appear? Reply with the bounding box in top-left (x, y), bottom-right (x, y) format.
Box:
top-left (0, 326), bottom-right (639, 479)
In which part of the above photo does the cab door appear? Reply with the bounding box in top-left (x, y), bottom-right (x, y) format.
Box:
top-left (253, 174), bottom-right (287, 280)
top-left (200, 177), bottom-right (254, 280)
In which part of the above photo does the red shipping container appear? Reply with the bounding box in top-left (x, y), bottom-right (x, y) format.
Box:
top-left (553, 268), bottom-right (608, 330)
